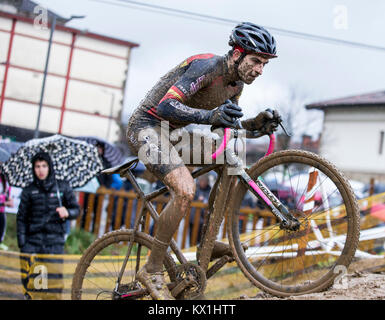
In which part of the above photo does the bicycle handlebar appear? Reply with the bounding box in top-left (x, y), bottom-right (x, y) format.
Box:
top-left (211, 128), bottom-right (232, 160)
top-left (211, 127), bottom-right (276, 160)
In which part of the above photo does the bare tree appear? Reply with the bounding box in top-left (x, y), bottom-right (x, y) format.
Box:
top-left (276, 84), bottom-right (323, 151)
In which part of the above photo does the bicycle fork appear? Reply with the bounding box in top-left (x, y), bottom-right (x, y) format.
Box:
top-left (239, 170), bottom-right (300, 231)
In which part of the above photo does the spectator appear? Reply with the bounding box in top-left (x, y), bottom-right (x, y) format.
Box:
top-left (189, 174), bottom-right (211, 245)
top-left (96, 142), bottom-right (113, 188)
top-left (82, 142), bottom-right (113, 232)
top-left (111, 176), bottom-right (139, 231)
top-left (17, 152), bottom-right (80, 299)
top-left (110, 174), bottom-right (127, 230)
top-left (0, 169), bottom-right (14, 250)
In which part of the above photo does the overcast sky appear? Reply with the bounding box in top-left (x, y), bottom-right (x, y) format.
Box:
top-left (37, 0), bottom-right (385, 140)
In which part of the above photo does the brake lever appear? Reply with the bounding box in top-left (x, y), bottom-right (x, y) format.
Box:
top-left (233, 116), bottom-right (291, 138)
top-left (278, 120), bottom-right (292, 137)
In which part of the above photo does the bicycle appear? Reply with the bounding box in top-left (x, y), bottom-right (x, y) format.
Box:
top-left (72, 123), bottom-right (360, 299)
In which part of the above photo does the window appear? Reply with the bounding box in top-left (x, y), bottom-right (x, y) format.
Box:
top-left (380, 131), bottom-right (384, 155)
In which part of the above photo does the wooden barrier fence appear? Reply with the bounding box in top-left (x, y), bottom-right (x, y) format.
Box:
top-left (74, 186), bottom-right (276, 249)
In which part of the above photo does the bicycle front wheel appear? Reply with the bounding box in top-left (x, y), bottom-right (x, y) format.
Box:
top-left (227, 150), bottom-right (360, 297)
top-left (71, 229), bottom-right (177, 300)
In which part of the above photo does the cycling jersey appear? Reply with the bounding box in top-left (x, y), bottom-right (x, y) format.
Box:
top-left (127, 53), bottom-right (244, 179)
top-left (135, 53), bottom-right (244, 128)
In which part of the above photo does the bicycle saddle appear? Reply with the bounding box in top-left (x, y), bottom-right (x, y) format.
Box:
top-left (102, 158), bottom-right (139, 175)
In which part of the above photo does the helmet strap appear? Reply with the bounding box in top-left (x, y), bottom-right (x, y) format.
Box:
top-left (234, 50), bottom-right (247, 66)
top-left (234, 50), bottom-right (247, 78)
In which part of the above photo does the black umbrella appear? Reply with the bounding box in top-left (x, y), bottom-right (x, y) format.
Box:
top-left (1, 134), bottom-right (104, 188)
top-left (75, 136), bottom-right (123, 167)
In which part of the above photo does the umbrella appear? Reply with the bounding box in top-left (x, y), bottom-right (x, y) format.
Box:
top-left (0, 141), bottom-right (23, 155)
top-left (1, 134), bottom-right (104, 188)
top-left (76, 136), bottom-right (124, 167)
top-left (0, 147), bottom-right (11, 163)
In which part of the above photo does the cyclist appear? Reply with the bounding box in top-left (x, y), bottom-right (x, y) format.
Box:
top-left (126, 22), bottom-right (281, 299)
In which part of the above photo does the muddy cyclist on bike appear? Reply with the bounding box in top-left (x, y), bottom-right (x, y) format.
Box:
top-left (126, 22), bottom-right (282, 300)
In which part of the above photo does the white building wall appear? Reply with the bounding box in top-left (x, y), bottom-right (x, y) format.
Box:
top-left (12, 21), bottom-right (72, 74)
top-left (0, 15), bottom-right (132, 142)
top-left (320, 107), bottom-right (385, 180)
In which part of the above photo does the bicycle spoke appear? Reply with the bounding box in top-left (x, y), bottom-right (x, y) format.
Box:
top-left (286, 163), bottom-right (297, 206)
top-left (87, 262), bottom-right (120, 284)
top-left (273, 164), bottom-right (282, 204)
top-left (290, 235), bottom-right (296, 284)
top-left (242, 223), bottom-right (282, 247)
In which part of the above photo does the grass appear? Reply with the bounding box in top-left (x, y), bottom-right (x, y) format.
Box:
top-left (64, 228), bottom-right (96, 255)
top-left (2, 213), bottom-right (18, 251)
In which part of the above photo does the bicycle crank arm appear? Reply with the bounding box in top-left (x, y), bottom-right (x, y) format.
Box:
top-left (117, 281), bottom-right (183, 300)
top-left (170, 275), bottom-right (196, 298)
top-left (118, 288), bottom-right (148, 300)
top-left (206, 255), bottom-right (234, 279)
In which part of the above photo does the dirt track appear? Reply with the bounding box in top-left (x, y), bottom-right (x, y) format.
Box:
top-left (247, 258), bottom-right (385, 300)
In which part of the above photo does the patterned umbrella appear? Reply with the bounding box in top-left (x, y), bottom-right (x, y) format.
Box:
top-left (75, 136), bottom-right (124, 167)
top-left (0, 134), bottom-right (104, 188)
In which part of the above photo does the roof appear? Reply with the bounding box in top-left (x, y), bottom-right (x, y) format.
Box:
top-left (0, 10), bottom-right (140, 48)
top-left (19, 0), bottom-right (69, 24)
top-left (306, 90), bottom-right (385, 110)
top-left (0, 0), bottom-right (69, 23)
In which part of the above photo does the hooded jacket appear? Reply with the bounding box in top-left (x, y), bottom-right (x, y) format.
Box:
top-left (17, 152), bottom-right (80, 249)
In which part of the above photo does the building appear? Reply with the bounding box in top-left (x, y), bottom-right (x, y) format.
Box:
top-left (306, 90), bottom-right (385, 183)
top-left (0, 0), bottom-right (69, 23)
top-left (0, 0), bottom-right (139, 142)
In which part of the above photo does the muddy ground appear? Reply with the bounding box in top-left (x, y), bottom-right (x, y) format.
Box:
top-left (245, 258), bottom-right (385, 300)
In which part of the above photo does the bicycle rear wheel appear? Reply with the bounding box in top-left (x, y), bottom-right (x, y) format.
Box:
top-left (71, 229), bottom-right (177, 300)
top-left (227, 150), bottom-right (360, 297)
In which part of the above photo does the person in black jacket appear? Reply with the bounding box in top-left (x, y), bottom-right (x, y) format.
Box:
top-left (81, 142), bottom-right (112, 233)
top-left (17, 152), bottom-right (80, 299)
top-left (17, 152), bottom-right (80, 254)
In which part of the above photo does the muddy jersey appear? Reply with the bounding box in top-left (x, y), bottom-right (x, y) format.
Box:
top-left (126, 53), bottom-right (245, 179)
top-left (134, 53), bottom-right (244, 128)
